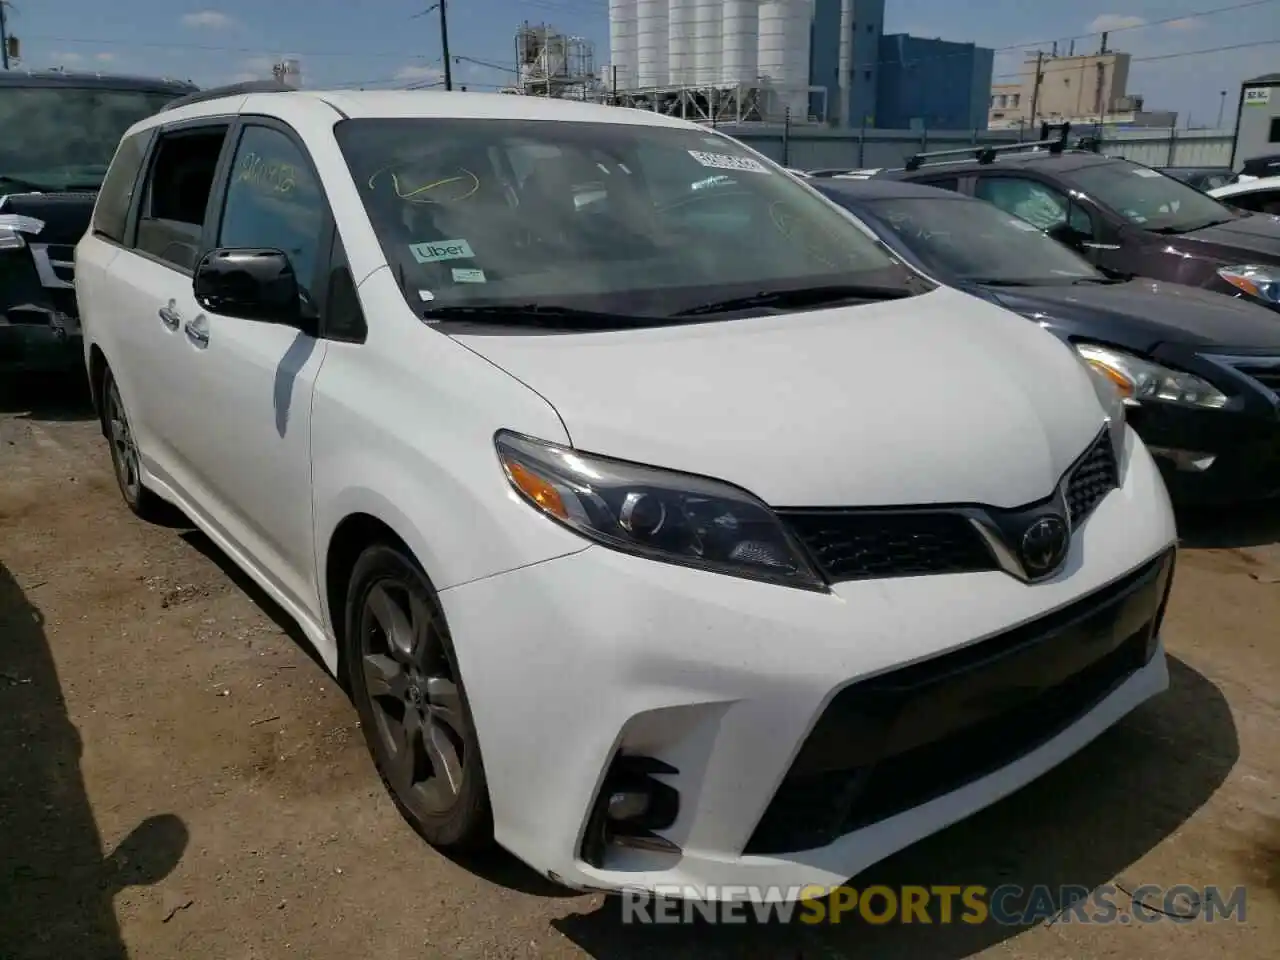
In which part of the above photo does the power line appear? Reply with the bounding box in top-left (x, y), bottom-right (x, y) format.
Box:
top-left (993, 37), bottom-right (1280, 81)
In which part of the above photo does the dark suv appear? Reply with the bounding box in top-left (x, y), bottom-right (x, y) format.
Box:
top-left (834, 130), bottom-right (1280, 314)
top-left (1, 71), bottom-right (196, 376)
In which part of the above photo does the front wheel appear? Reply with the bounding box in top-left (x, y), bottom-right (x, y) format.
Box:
top-left (344, 544), bottom-right (493, 851)
top-left (101, 368), bottom-right (163, 521)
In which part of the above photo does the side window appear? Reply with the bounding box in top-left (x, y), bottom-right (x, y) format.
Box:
top-left (92, 130), bottom-right (151, 244)
top-left (136, 126), bottom-right (229, 272)
top-left (218, 125), bottom-right (326, 296)
top-left (974, 177), bottom-right (1093, 237)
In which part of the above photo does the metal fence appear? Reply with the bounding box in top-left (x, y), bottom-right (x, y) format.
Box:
top-left (717, 124), bottom-right (1236, 172)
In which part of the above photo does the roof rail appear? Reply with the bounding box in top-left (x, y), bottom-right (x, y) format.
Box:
top-left (160, 79), bottom-right (294, 112)
top-left (903, 121), bottom-right (1072, 172)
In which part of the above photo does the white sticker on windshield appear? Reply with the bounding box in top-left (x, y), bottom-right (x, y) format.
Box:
top-left (688, 150), bottom-right (769, 174)
top-left (1007, 218), bottom-right (1041, 231)
top-left (452, 267), bottom-right (487, 283)
top-left (417, 289), bottom-right (435, 302)
top-left (409, 238), bottom-right (474, 264)
top-left (1132, 167), bottom-right (1163, 178)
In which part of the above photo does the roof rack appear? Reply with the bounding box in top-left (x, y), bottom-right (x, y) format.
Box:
top-left (160, 79), bottom-right (295, 112)
top-left (903, 121), bottom-right (1073, 172)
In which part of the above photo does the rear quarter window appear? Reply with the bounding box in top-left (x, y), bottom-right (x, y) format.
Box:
top-left (92, 129), bottom-right (152, 244)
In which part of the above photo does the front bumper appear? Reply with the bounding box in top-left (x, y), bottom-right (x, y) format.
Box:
top-left (0, 317), bottom-right (82, 374)
top-left (440, 430), bottom-right (1177, 898)
top-left (1130, 402), bottom-right (1280, 505)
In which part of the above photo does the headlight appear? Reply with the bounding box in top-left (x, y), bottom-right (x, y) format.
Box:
top-left (495, 431), bottom-right (827, 591)
top-left (1217, 264), bottom-right (1280, 305)
top-left (1075, 343), bottom-right (1228, 410)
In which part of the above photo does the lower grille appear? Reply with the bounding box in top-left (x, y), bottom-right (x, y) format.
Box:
top-left (743, 549), bottom-right (1174, 855)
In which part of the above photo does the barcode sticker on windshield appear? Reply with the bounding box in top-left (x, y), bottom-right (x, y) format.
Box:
top-left (452, 268), bottom-right (487, 283)
top-left (688, 150), bottom-right (769, 174)
top-left (1132, 167), bottom-right (1163, 178)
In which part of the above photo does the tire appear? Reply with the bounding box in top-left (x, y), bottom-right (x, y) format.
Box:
top-left (101, 367), bottom-right (164, 521)
top-left (344, 543), bottom-right (493, 851)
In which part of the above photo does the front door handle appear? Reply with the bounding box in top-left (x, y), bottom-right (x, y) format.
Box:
top-left (158, 301), bottom-right (181, 330)
top-left (184, 317), bottom-right (210, 347)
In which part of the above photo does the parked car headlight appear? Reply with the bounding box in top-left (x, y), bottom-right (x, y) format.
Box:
top-left (495, 431), bottom-right (827, 591)
top-left (1075, 344), bottom-right (1228, 409)
top-left (1217, 264), bottom-right (1280, 305)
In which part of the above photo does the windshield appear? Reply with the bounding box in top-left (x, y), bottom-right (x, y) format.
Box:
top-left (0, 86), bottom-right (182, 190)
top-left (1062, 160), bottom-right (1237, 233)
top-left (333, 118), bottom-right (915, 319)
top-left (856, 196), bottom-right (1101, 284)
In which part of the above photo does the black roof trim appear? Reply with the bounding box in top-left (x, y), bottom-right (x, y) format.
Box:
top-left (0, 70), bottom-right (197, 93)
top-left (160, 79), bottom-right (295, 111)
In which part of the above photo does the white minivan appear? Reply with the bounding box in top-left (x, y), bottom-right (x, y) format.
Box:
top-left (76, 85), bottom-right (1177, 900)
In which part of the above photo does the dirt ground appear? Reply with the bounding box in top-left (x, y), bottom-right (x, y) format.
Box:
top-left (1, 378), bottom-right (1276, 960)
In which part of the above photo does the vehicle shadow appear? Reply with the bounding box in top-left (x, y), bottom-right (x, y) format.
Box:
top-left (1176, 500), bottom-right (1280, 550)
top-left (0, 370), bottom-right (95, 422)
top-left (175, 528), bottom-right (580, 899)
top-left (552, 656), bottom-right (1238, 958)
top-left (0, 561), bottom-right (189, 960)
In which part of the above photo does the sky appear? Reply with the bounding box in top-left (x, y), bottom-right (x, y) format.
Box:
top-left (5, 0), bottom-right (1278, 128)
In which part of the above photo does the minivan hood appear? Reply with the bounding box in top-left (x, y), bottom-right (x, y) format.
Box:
top-left (987, 278), bottom-right (1280, 353)
top-left (452, 287), bottom-right (1108, 509)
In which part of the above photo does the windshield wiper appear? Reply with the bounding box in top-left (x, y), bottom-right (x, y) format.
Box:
top-left (967, 278), bottom-right (1035, 287)
top-left (421, 303), bottom-right (667, 328)
top-left (1151, 218), bottom-right (1233, 235)
top-left (1069, 276), bottom-right (1123, 285)
top-left (671, 283), bottom-right (913, 317)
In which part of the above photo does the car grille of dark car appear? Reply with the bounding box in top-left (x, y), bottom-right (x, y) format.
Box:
top-left (1225, 358), bottom-right (1280, 397)
top-left (779, 429), bottom-right (1118, 583)
top-left (742, 549), bottom-right (1174, 856)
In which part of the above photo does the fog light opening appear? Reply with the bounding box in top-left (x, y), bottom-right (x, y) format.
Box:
top-left (1147, 446), bottom-right (1216, 473)
top-left (581, 754), bottom-right (681, 868)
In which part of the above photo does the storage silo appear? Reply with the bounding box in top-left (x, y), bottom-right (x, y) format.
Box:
top-left (691, 0), bottom-right (723, 86)
top-left (758, 0), bottom-right (811, 118)
top-left (635, 0), bottom-right (669, 87)
top-left (668, 0), bottom-right (695, 86)
top-left (720, 1), bottom-right (760, 86)
top-left (608, 0), bottom-right (638, 89)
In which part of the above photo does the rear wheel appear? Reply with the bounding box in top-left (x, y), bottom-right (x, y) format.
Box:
top-left (344, 544), bottom-right (493, 850)
top-left (102, 368), bottom-right (163, 520)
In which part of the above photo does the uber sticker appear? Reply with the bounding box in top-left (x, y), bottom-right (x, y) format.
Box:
top-left (687, 150), bottom-right (769, 174)
top-left (452, 267), bottom-right (487, 283)
top-left (409, 238), bottom-right (475, 264)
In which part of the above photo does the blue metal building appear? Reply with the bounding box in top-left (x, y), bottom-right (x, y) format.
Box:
top-left (874, 34), bottom-right (994, 130)
top-left (809, 0), bottom-right (884, 127)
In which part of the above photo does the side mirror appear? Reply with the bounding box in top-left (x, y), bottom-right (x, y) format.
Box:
top-left (193, 247), bottom-right (307, 325)
top-left (1047, 223), bottom-right (1088, 248)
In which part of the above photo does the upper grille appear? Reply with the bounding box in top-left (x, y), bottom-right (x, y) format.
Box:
top-left (1226, 358), bottom-right (1280, 397)
top-left (781, 427), bottom-right (1118, 584)
top-left (780, 510), bottom-right (997, 581)
top-left (1065, 429), bottom-right (1119, 527)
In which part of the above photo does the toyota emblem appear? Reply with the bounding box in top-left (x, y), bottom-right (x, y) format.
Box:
top-left (1020, 515), bottom-right (1069, 576)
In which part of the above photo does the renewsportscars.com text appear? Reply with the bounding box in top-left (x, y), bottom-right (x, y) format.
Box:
top-left (619, 883), bottom-right (1249, 925)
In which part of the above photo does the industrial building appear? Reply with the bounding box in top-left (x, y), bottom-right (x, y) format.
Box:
top-left (606, 0), bottom-right (995, 128)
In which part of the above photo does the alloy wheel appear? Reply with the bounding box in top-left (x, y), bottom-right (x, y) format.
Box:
top-left (105, 378), bottom-right (141, 503)
top-left (359, 578), bottom-right (467, 818)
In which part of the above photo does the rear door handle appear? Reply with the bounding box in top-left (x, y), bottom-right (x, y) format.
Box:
top-left (158, 301), bottom-right (181, 330)
top-left (184, 316), bottom-right (210, 347)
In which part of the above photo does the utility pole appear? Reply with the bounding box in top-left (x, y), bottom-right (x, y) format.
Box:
top-left (1027, 51), bottom-right (1044, 128)
top-left (1217, 90), bottom-right (1227, 128)
top-left (1, 1), bottom-right (12, 70)
top-left (438, 0), bottom-right (452, 91)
